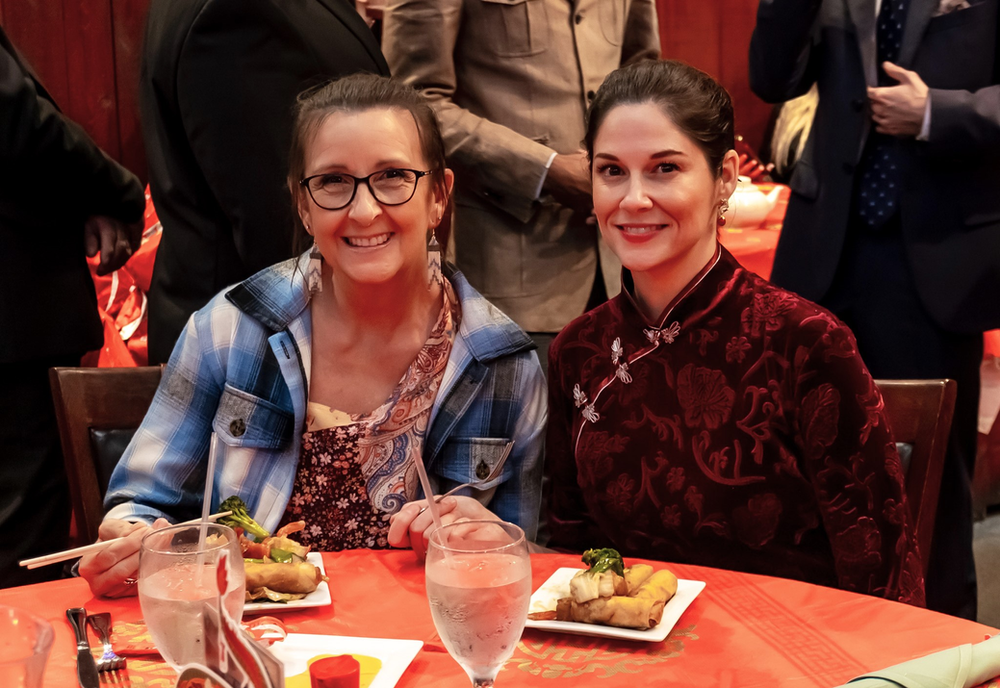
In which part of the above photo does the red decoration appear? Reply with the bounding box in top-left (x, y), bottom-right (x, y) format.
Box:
top-left (309, 655), bottom-right (360, 688)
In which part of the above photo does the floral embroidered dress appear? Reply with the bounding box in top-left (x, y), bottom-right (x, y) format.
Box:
top-left (546, 246), bottom-right (925, 604)
top-left (279, 287), bottom-right (457, 550)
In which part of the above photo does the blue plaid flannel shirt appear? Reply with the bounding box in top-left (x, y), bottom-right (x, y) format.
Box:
top-left (105, 253), bottom-right (547, 540)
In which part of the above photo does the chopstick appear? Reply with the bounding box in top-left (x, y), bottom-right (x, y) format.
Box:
top-left (18, 511), bottom-right (233, 569)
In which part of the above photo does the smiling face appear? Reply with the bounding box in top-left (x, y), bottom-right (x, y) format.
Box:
top-left (592, 102), bottom-right (737, 290)
top-left (296, 107), bottom-right (451, 288)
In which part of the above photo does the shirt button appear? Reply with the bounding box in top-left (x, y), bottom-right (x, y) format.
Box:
top-left (475, 460), bottom-right (490, 480)
top-left (575, 13), bottom-right (583, 24)
top-left (587, 90), bottom-right (596, 101)
top-left (229, 418), bottom-right (246, 437)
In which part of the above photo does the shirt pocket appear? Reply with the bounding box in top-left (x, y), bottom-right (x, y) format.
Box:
top-left (433, 437), bottom-right (514, 492)
top-left (479, 0), bottom-right (549, 57)
top-left (599, 0), bottom-right (627, 46)
top-left (212, 383), bottom-right (294, 449)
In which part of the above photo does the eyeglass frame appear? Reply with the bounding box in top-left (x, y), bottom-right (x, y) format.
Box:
top-left (298, 168), bottom-right (436, 211)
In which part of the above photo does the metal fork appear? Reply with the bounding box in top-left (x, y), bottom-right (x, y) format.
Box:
top-left (86, 612), bottom-right (127, 672)
top-left (434, 440), bottom-right (514, 502)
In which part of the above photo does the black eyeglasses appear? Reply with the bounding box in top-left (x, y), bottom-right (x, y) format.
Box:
top-left (299, 168), bottom-right (434, 210)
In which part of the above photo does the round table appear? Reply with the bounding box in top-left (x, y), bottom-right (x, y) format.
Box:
top-left (1, 550), bottom-right (996, 688)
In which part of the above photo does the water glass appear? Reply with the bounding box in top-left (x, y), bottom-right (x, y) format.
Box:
top-left (425, 520), bottom-right (531, 688)
top-left (138, 523), bottom-right (246, 670)
top-left (0, 605), bottom-right (54, 688)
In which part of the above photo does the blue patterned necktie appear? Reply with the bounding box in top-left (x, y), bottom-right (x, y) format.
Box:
top-left (857, 0), bottom-right (911, 228)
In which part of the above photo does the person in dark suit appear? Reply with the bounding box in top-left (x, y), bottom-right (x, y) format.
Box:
top-left (141, 0), bottom-right (389, 365)
top-left (749, 0), bottom-right (1000, 618)
top-left (0, 24), bottom-right (144, 585)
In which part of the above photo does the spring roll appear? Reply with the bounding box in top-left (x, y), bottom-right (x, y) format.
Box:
top-left (243, 560), bottom-right (324, 594)
top-left (555, 568), bottom-right (679, 629)
top-left (631, 569), bottom-right (678, 602)
top-left (556, 595), bottom-right (666, 629)
top-left (624, 564), bottom-right (654, 593)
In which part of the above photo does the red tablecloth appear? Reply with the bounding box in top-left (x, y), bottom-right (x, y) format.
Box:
top-left (2, 550), bottom-right (995, 688)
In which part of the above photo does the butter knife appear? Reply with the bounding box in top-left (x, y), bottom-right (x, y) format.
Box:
top-left (66, 608), bottom-right (100, 688)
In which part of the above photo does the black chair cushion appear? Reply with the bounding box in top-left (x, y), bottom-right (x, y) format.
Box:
top-left (89, 428), bottom-right (139, 497)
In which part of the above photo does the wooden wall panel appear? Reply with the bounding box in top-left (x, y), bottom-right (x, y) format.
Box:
top-left (112, 0), bottom-right (151, 181)
top-left (1, 0), bottom-right (149, 181)
top-left (3, 0), bottom-right (71, 107)
top-left (656, 0), bottom-right (773, 153)
top-left (62, 0), bottom-right (120, 159)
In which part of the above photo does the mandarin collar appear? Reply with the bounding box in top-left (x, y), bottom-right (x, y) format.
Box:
top-left (619, 244), bottom-right (734, 336)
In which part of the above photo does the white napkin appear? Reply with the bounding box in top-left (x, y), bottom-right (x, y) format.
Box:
top-left (838, 635), bottom-right (1000, 688)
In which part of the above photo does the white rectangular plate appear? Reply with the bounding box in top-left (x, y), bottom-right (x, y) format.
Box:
top-left (524, 567), bottom-right (706, 642)
top-left (243, 552), bottom-right (332, 614)
top-left (268, 633), bottom-right (423, 688)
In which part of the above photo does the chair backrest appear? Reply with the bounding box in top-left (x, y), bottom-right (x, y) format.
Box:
top-left (875, 378), bottom-right (957, 577)
top-left (49, 366), bottom-right (162, 547)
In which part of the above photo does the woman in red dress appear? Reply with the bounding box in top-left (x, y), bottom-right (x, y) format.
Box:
top-left (545, 60), bottom-right (925, 604)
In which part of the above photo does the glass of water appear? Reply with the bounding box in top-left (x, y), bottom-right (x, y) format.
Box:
top-left (138, 523), bottom-right (245, 670)
top-left (425, 520), bottom-right (531, 688)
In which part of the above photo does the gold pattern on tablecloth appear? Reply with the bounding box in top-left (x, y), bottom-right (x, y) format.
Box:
top-left (510, 625), bottom-right (697, 679)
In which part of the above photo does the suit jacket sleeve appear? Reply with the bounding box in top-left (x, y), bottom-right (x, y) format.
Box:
top-left (0, 34), bottom-right (143, 227)
top-left (927, 85), bottom-right (1000, 155)
top-left (175, 0), bottom-right (322, 274)
top-left (748, 0), bottom-right (824, 104)
top-left (621, 0), bottom-right (661, 66)
top-left (382, 0), bottom-right (554, 224)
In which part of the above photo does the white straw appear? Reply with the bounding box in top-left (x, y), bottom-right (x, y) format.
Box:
top-left (197, 432), bottom-right (220, 560)
top-left (412, 449), bottom-right (444, 535)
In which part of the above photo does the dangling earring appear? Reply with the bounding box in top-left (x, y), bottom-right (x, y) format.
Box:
top-left (717, 200), bottom-right (730, 227)
top-left (427, 226), bottom-right (443, 289)
top-left (306, 237), bottom-right (323, 294)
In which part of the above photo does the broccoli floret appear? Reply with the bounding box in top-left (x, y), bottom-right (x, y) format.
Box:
top-left (218, 495), bottom-right (270, 542)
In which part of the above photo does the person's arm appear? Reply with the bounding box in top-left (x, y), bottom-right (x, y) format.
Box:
top-left (479, 351), bottom-right (547, 542)
top-left (382, 0), bottom-right (554, 223)
top-left (748, 0), bottom-right (824, 104)
top-left (924, 84), bottom-right (1000, 155)
top-left (620, 0), bottom-right (661, 66)
top-left (544, 338), bottom-right (602, 552)
top-left (792, 316), bottom-right (926, 605)
top-left (103, 300), bottom-right (230, 524)
top-left (0, 34), bottom-right (144, 227)
top-left (174, 0), bottom-right (314, 273)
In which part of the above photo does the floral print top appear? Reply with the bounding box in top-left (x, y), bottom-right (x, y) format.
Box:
top-left (278, 285), bottom-right (457, 550)
top-left (546, 246), bottom-right (925, 605)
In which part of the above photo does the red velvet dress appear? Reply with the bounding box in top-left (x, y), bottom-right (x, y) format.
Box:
top-left (546, 247), bottom-right (925, 604)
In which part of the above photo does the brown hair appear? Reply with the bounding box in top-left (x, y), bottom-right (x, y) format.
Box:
top-left (584, 60), bottom-right (735, 176)
top-left (287, 73), bottom-right (448, 254)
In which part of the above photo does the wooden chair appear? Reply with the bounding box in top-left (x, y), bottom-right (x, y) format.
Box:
top-left (876, 378), bottom-right (957, 577)
top-left (49, 366), bottom-right (162, 547)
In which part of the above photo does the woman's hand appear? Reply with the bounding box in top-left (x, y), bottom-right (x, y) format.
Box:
top-left (388, 496), bottom-right (501, 562)
top-left (79, 517), bottom-right (171, 598)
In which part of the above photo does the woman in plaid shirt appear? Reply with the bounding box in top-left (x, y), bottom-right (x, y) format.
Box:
top-left (81, 75), bottom-right (547, 598)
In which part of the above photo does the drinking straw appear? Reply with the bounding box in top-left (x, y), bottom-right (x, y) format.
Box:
top-left (197, 432), bottom-right (220, 561)
top-left (411, 447), bottom-right (445, 535)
